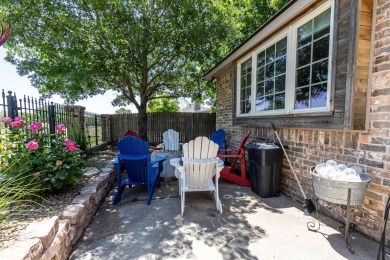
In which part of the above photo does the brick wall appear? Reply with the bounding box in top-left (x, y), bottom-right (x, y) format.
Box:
top-left (215, 0), bottom-right (390, 243)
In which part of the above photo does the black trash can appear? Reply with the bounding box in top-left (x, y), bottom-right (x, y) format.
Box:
top-left (247, 142), bottom-right (283, 198)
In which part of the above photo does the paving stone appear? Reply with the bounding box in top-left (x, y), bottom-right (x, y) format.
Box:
top-left (69, 226), bottom-right (83, 246)
top-left (21, 216), bottom-right (59, 249)
top-left (71, 193), bottom-right (94, 207)
top-left (101, 167), bottom-right (112, 172)
top-left (41, 220), bottom-right (70, 260)
top-left (83, 167), bottom-right (100, 178)
top-left (59, 204), bottom-right (86, 225)
top-left (0, 238), bottom-right (43, 260)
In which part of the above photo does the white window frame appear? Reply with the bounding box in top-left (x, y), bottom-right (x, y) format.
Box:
top-left (236, 0), bottom-right (334, 117)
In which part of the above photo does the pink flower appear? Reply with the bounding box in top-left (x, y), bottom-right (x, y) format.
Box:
top-left (1, 117), bottom-right (12, 123)
top-left (14, 116), bottom-right (25, 121)
top-left (33, 172), bottom-right (40, 178)
top-left (56, 160), bottom-right (63, 166)
top-left (55, 123), bottom-right (65, 133)
top-left (81, 154), bottom-right (87, 159)
top-left (26, 140), bottom-right (39, 150)
top-left (68, 145), bottom-right (76, 151)
top-left (29, 122), bottom-right (42, 131)
top-left (10, 121), bottom-right (23, 128)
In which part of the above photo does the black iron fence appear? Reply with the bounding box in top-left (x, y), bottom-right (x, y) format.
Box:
top-left (0, 89), bottom-right (103, 149)
top-left (84, 111), bottom-right (102, 147)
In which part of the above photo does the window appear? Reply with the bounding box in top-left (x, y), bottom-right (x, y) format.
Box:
top-left (256, 37), bottom-right (287, 112)
top-left (236, 2), bottom-right (333, 116)
top-left (239, 58), bottom-right (252, 114)
top-left (295, 9), bottom-right (331, 110)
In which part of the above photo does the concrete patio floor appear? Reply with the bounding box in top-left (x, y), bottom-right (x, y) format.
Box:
top-left (70, 179), bottom-right (380, 259)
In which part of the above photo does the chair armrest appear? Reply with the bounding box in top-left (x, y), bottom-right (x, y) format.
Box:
top-left (150, 154), bottom-right (167, 166)
top-left (170, 158), bottom-right (185, 179)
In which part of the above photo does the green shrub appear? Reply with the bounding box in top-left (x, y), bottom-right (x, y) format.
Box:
top-left (0, 117), bottom-right (87, 193)
top-left (68, 122), bottom-right (89, 152)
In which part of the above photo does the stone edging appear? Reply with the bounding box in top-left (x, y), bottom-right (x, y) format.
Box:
top-left (0, 160), bottom-right (116, 260)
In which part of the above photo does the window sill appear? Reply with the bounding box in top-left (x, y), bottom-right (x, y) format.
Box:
top-left (236, 110), bottom-right (333, 118)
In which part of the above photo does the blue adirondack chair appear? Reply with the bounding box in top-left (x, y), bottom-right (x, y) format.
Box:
top-left (113, 136), bottom-right (167, 205)
top-left (211, 129), bottom-right (227, 150)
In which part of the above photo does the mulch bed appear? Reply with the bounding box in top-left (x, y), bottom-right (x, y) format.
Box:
top-left (0, 147), bottom-right (117, 249)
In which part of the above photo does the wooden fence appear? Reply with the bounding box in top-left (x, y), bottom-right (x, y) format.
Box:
top-left (109, 112), bottom-right (216, 145)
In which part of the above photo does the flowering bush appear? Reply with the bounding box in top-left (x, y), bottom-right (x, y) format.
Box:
top-left (0, 117), bottom-right (87, 193)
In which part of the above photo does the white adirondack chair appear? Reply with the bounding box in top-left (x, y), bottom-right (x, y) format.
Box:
top-left (170, 136), bottom-right (223, 216)
top-left (161, 129), bottom-right (180, 151)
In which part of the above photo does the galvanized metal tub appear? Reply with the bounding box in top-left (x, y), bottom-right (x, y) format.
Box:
top-left (310, 168), bottom-right (370, 206)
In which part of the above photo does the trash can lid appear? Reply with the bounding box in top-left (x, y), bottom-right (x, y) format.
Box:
top-left (247, 142), bottom-right (280, 149)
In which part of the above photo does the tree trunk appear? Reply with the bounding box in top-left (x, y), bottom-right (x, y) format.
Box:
top-left (138, 103), bottom-right (148, 141)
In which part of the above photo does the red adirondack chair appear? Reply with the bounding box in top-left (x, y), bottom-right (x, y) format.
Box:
top-left (217, 131), bottom-right (251, 186)
top-left (123, 130), bottom-right (141, 139)
top-left (123, 130), bottom-right (162, 151)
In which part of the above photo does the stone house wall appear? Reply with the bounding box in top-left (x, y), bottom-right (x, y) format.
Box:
top-left (215, 0), bottom-right (390, 242)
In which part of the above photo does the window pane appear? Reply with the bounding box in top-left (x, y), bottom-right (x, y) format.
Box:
top-left (266, 45), bottom-right (275, 63)
top-left (256, 82), bottom-right (264, 97)
top-left (247, 73), bottom-right (251, 85)
top-left (313, 36), bottom-right (329, 62)
top-left (295, 87), bottom-right (310, 109)
top-left (257, 66), bottom-right (265, 82)
top-left (297, 45), bottom-right (311, 67)
top-left (276, 38), bottom-right (287, 58)
top-left (265, 79), bottom-right (274, 95)
top-left (275, 93), bottom-right (285, 109)
top-left (245, 98), bottom-right (251, 113)
top-left (264, 95), bottom-right (273, 110)
top-left (314, 9), bottom-right (331, 39)
top-left (265, 63), bottom-right (274, 79)
top-left (311, 60), bottom-right (328, 84)
top-left (257, 51), bottom-right (265, 67)
top-left (275, 75), bottom-right (285, 92)
top-left (298, 21), bottom-right (312, 47)
top-left (297, 66), bottom-right (310, 87)
top-left (311, 83), bottom-right (327, 108)
top-left (256, 97), bottom-right (266, 111)
top-left (275, 57), bottom-right (286, 76)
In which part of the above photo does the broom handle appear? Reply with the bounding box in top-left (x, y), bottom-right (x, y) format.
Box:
top-left (271, 123), bottom-right (307, 200)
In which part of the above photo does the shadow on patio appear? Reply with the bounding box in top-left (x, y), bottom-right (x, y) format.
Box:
top-left (70, 180), bottom-right (379, 259)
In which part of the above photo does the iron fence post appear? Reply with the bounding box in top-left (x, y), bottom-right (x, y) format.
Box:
top-left (6, 91), bottom-right (18, 119)
top-left (48, 102), bottom-right (56, 147)
top-left (95, 114), bottom-right (98, 145)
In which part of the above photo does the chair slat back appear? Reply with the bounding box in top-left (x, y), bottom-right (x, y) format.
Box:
top-left (182, 137), bottom-right (219, 189)
top-left (229, 131), bottom-right (251, 168)
top-left (163, 129), bottom-right (180, 151)
top-left (211, 129), bottom-right (226, 149)
top-left (117, 136), bottom-right (150, 183)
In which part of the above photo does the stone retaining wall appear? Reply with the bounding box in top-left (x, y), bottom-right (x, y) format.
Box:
top-left (0, 161), bottom-right (116, 260)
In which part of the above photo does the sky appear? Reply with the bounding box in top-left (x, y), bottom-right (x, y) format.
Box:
top-left (0, 47), bottom-right (137, 114)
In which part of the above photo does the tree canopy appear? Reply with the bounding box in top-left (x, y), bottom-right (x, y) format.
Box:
top-left (0, 0), bottom-right (289, 138)
top-left (115, 108), bottom-right (132, 114)
top-left (147, 94), bottom-right (179, 112)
